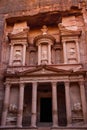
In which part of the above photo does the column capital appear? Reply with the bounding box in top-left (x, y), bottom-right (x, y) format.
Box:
top-left (32, 82), bottom-right (37, 86)
top-left (20, 83), bottom-right (25, 87)
top-left (9, 43), bottom-right (14, 46)
top-left (23, 43), bottom-right (27, 46)
top-left (54, 44), bottom-right (62, 50)
top-left (64, 81), bottom-right (70, 86)
top-left (51, 82), bottom-right (57, 86)
top-left (79, 81), bottom-right (84, 86)
top-left (5, 83), bottom-right (11, 88)
top-left (29, 45), bottom-right (36, 52)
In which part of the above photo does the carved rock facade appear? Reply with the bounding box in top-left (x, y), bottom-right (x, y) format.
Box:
top-left (0, 1), bottom-right (87, 130)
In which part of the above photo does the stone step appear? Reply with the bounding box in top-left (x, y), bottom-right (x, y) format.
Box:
top-left (38, 127), bottom-right (50, 130)
top-left (37, 123), bottom-right (52, 127)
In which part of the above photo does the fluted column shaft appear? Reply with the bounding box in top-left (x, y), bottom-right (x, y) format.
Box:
top-left (79, 81), bottom-right (87, 123)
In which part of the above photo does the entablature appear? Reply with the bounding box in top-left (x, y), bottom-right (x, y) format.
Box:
top-left (5, 74), bottom-right (85, 85)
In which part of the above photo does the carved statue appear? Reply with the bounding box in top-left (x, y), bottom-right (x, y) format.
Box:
top-left (14, 50), bottom-right (22, 61)
top-left (69, 48), bottom-right (75, 56)
top-left (41, 25), bottom-right (48, 35)
top-left (9, 104), bottom-right (18, 113)
top-left (73, 102), bottom-right (82, 111)
top-left (42, 50), bottom-right (47, 60)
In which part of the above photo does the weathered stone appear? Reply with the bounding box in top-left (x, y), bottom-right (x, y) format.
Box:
top-left (0, 0), bottom-right (87, 129)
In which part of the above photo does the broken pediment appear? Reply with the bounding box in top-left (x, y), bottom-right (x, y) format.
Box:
top-left (58, 23), bottom-right (81, 37)
top-left (8, 21), bottom-right (29, 41)
top-left (12, 21), bottom-right (28, 34)
top-left (8, 28), bottom-right (29, 41)
top-left (62, 16), bottom-right (77, 30)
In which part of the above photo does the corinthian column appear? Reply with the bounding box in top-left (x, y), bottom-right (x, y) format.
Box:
top-left (17, 83), bottom-right (24, 127)
top-left (1, 83), bottom-right (11, 126)
top-left (52, 82), bottom-right (58, 127)
top-left (65, 82), bottom-right (72, 126)
top-left (79, 81), bottom-right (87, 124)
top-left (31, 82), bottom-right (37, 127)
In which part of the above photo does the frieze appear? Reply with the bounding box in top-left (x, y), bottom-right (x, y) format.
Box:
top-left (10, 40), bottom-right (27, 45)
top-left (61, 36), bottom-right (79, 43)
top-left (5, 74), bottom-right (85, 84)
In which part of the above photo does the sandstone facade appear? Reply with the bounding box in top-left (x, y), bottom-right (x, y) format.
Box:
top-left (0, 1), bottom-right (87, 130)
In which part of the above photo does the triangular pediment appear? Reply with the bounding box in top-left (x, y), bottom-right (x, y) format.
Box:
top-left (19, 65), bottom-right (71, 76)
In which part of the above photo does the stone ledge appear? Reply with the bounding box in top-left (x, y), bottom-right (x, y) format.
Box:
top-left (51, 127), bottom-right (87, 130)
top-left (52, 129), bottom-right (87, 130)
top-left (0, 129), bottom-right (37, 130)
top-left (51, 129), bottom-right (87, 130)
top-left (0, 127), bottom-right (37, 130)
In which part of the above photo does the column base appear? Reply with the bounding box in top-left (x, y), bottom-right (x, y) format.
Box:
top-left (30, 125), bottom-right (37, 128)
top-left (67, 124), bottom-right (72, 127)
top-left (52, 125), bottom-right (58, 128)
top-left (17, 125), bottom-right (22, 128)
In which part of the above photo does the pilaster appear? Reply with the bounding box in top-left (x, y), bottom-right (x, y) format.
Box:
top-left (79, 81), bottom-right (87, 124)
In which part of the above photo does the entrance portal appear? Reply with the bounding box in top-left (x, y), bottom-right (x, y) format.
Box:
top-left (40, 98), bottom-right (52, 122)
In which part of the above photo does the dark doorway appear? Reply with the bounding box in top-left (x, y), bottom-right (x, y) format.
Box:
top-left (40, 98), bottom-right (52, 122)
top-left (57, 83), bottom-right (67, 126)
